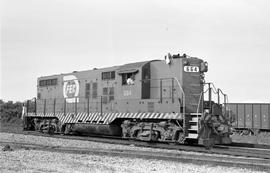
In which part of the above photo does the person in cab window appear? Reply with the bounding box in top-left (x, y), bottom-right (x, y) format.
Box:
top-left (126, 74), bottom-right (135, 85)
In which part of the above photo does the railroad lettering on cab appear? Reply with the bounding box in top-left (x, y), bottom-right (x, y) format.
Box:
top-left (23, 53), bottom-right (232, 148)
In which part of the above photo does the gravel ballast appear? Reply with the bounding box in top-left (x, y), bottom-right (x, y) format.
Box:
top-left (0, 132), bottom-right (266, 173)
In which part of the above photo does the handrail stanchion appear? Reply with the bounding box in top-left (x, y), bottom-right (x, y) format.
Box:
top-left (53, 98), bottom-right (56, 116)
top-left (75, 97), bottom-right (77, 116)
top-left (224, 94), bottom-right (227, 117)
top-left (34, 98), bottom-right (37, 115)
top-left (87, 97), bottom-right (90, 116)
top-left (160, 79), bottom-right (163, 103)
top-left (217, 89), bottom-right (220, 105)
top-left (26, 100), bottom-right (29, 116)
top-left (208, 83), bottom-right (212, 114)
top-left (100, 96), bottom-right (103, 117)
top-left (172, 78), bottom-right (174, 103)
top-left (64, 98), bottom-right (66, 116)
top-left (44, 99), bottom-right (46, 116)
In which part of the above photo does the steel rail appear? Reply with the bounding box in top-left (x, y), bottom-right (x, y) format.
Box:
top-left (3, 130), bottom-right (270, 160)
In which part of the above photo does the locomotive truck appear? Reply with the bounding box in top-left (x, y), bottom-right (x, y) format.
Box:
top-left (23, 53), bottom-right (232, 147)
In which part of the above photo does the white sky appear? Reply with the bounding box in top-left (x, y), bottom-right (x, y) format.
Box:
top-left (1, 0), bottom-right (270, 102)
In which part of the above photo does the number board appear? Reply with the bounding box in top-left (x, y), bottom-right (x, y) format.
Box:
top-left (184, 66), bottom-right (199, 72)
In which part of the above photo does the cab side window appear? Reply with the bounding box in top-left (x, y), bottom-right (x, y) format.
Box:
top-left (102, 71), bottom-right (115, 80)
top-left (122, 73), bottom-right (135, 85)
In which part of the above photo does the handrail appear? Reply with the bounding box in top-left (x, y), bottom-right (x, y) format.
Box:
top-left (173, 77), bottom-right (185, 117)
top-left (24, 97), bottom-right (37, 116)
top-left (29, 77), bottom-right (186, 122)
top-left (203, 82), bottom-right (229, 118)
top-left (196, 87), bottom-right (211, 133)
top-left (196, 87), bottom-right (210, 115)
top-left (172, 77), bottom-right (186, 135)
top-left (196, 91), bottom-right (203, 133)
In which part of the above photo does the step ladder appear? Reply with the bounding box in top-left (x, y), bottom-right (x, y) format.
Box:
top-left (186, 113), bottom-right (202, 139)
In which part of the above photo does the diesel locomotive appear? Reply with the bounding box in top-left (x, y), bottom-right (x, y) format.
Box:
top-left (23, 53), bottom-right (232, 147)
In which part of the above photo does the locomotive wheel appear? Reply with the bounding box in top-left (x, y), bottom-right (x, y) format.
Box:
top-left (64, 124), bottom-right (72, 135)
top-left (241, 130), bottom-right (251, 136)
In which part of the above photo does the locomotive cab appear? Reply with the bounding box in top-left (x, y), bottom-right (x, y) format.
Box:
top-left (116, 61), bottom-right (151, 100)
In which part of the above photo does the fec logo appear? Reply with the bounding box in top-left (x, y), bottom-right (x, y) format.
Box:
top-left (63, 75), bottom-right (79, 103)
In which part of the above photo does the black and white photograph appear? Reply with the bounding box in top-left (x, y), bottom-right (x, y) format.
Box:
top-left (1, 0), bottom-right (270, 172)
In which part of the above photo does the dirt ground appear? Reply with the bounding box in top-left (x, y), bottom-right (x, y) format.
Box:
top-left (231, 132), bottom-right (270, 145)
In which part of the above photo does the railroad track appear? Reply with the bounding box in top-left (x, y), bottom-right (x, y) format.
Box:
top-left (6, 130), bottom-right (270, 160)
top-left (61, 134), bottom-right (270, 159)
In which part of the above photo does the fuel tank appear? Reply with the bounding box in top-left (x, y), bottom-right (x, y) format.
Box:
top-left (72, 124), bottom-right (122, 136)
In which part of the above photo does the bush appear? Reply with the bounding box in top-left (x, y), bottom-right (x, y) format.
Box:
top-left (0, 100), bottom-right (22, 123)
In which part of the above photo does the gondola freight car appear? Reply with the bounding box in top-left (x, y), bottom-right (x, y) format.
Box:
top-left (23, 53), bottom-right (232, 147)
top-left (227, 103), bottom-right (270, 134)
